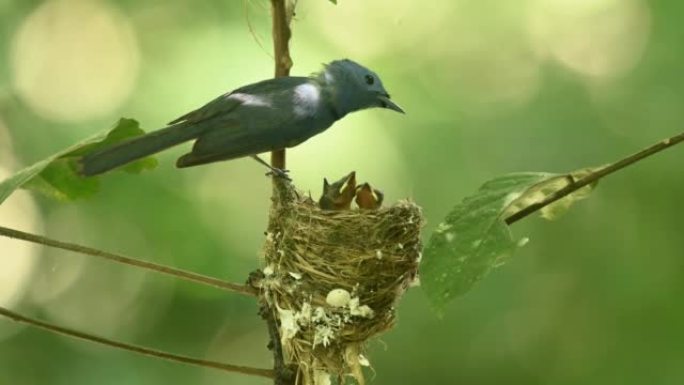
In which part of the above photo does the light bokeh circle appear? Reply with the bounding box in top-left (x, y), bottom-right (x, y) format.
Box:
top-left (0, 120), bottom-right (43, 340)
top-left (527, 0), bottom-right (651, 79)
top-left (10, 0), bottom-right (140, 122)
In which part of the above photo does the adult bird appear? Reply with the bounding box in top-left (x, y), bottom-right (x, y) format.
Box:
top-left (79, 59), bottom-right (403, 177)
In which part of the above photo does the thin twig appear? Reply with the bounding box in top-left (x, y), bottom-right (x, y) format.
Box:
top-left (0, 225), bottom-right (256, 297)
top-left (244, 0), bottom-right (272, 59)
top-left (506, 131), bottom-right (684, 224)
top-left (269, 0), bottom-right (293, 171)
top-left (0, 306), bottom-right (273, 378)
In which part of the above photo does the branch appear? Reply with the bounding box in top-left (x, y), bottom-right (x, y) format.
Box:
top-left (269, 0), bottom-right (293, 170)
top-left (0, 306), bottom-right (273, 378)
top-left (0, 225), bottom-right (256, 297)
top-left (261, 305), bottom-right (296, 385)
top-left (506, 131), bottom-right (684, 225)
top-left (267, 1), bottom-right (296, 384)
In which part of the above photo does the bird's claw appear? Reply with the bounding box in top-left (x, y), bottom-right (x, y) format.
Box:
top-left (266, 168), bottom-right (291, 181)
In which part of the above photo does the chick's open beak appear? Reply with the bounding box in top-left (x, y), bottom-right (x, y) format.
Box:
top-left (378, 93), bottom-right (405, 114)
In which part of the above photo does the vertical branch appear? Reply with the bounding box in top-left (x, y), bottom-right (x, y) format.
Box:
top-left (261, 305), bottom-right (295, 385)
top-left (270, 0), bottom-right (293, 170)
top-left (266, 1), bottom-right (296, 384)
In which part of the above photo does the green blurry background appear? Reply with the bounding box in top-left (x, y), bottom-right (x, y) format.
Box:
top-left (1, 0), bottom-right (683, 384)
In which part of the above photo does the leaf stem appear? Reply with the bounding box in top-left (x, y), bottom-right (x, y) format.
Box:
top-left (0, 225), bottom-right (256, 297)
top-left (505, 131), bottom-right (684, 224)
top-left (0, 306), bottom-right (274, 378)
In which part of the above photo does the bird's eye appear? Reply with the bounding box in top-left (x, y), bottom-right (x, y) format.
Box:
top-left (365, 74), bottom-right (375, 85)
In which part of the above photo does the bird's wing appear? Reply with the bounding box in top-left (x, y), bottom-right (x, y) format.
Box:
top-left (176, 116), bottom-right (299, 167)
top-left (167, 96), bottom-right (240, 125)
top-left (231, 76), bottom-right (311, 95)
top-left (168, 77), bottom-right (311, 125)
top-left (175, 77), bottom-right (318, 168)
top-left (175, 102), bottom-right (301, 168)
top-left (176, 145), bottom-right (253, 168)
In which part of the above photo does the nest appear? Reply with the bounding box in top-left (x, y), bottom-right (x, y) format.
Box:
top-left (258, 182), bottom-right (424, 385)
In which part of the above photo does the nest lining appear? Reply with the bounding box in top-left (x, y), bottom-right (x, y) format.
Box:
top-left (259, 182), bottom-right (424, 385)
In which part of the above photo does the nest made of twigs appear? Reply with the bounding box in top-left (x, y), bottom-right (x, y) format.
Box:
top-left (258, 182), bottom-right (424, 385)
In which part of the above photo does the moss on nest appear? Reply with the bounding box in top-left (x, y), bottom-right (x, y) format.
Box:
top-left (258, 181), bottom-right (424, 385)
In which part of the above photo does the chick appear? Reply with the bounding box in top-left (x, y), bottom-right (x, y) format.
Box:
top-left (355, 182), bottom-right (384, 210)
top-left (319, 171), bottom-right (357, 210)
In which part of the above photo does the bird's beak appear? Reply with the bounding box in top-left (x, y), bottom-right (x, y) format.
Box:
top-left (378, 93), bottom-right (405, 114)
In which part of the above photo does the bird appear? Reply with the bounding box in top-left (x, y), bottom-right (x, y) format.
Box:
top-left (79, 59), bottom-right (403, 177)
top-left (318, 171), bottom-right (357, 210)
top-left (355, 182), bottom-right (384, 210)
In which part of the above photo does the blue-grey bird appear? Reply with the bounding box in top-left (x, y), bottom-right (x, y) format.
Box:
top-left (79, 59), bottom-right (403, 177)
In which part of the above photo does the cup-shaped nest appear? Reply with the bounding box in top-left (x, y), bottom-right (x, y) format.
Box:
top-left (259, 183), bottom-right (424, 385)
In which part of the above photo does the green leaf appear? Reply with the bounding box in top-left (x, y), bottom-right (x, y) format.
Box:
top-left (0, 157), bottom-right (58, 205)
top-left (539, 168), bottom-right (598, 220)
top-left (23, 158), bottom-right (100, 201)
top-left (422, 169), bottom-right (600, 311)
top-left (121, 156), bottom-right (158, 174)
top-left (329, 0), bottom-right (337, 4)
top-left (502, 167), bottom-right (600, 221)
top-left (0, 118), bottom-right (156, 205)
top-left (421, 173), bottom-right (557, 311)
top-left (63, 118), bottom-right (147, 157)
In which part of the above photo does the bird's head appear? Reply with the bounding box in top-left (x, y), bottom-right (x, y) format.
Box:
top-left (319, 59), bottom-right (404, 116)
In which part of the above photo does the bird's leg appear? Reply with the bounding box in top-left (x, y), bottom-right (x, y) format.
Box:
top-left (251, 155), bottom-right (291, 180)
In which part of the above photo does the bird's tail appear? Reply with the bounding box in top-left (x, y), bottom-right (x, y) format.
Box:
top-left (79, 122), bottom-right (205, 176)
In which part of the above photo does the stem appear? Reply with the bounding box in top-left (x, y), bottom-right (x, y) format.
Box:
top-left (269, 0), bottom-right (293, 170)
top-left (0, 306), bottom-right (274, 379)
top-left (261, 305), bottom-right (296, 385)
top-left (0, 225), bottom-right (256, 297)
top-left (267, 1), bottom-right (296, 384)
top-left (505, 131), bottom-right (684, 225)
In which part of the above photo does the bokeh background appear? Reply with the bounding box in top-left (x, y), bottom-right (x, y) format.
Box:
top-left (1, 0), bottom-right (683, 384)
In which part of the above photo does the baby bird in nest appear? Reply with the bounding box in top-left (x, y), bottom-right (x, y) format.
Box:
top-left (319, 171), bottom-right (357, 210)
top-left (318, 172), bottom-right (384, 211)
top-left (355, 182), bottom-right (384, 210)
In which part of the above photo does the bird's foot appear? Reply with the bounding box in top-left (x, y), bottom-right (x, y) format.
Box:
top-left (266, 167), bottom-right (291, 181)
top-left (251, 155), bottom-right (292, 181)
